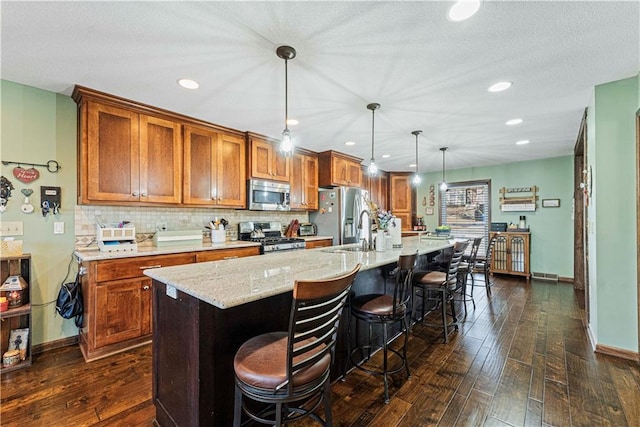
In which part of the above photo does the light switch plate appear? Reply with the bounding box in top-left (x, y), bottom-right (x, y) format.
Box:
top-left (0, 221), bottom-right (24, 236)
top-left (54, 221), bottom-right (65, 234)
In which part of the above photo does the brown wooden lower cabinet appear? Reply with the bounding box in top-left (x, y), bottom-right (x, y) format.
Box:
top-left (79, 247), bottom-right (259, 362)
top-left (304, 238), bottom-right (333, 249)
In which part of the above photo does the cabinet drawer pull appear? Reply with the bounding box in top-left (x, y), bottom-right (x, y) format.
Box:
top-left (143, 285), bottom-right (150, 290)
top-left (223, 256), bottom-right (238, 260)
top-left (139, 265), bottom-right (162, 270)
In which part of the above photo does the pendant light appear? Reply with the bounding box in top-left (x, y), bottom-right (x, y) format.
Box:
top-left (367, 103), bottom-right (380, 176)
top-left (276, 45), bottom-right (296, 156)
top-left (411, 130), bottom-right (422, 186)
top-left (439, 147), bottom-right (449, 191)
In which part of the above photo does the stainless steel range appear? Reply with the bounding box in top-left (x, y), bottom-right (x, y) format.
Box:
top-left (238, 221), bottom-right (306, 253)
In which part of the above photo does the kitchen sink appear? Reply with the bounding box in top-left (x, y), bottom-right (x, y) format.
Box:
top-left (322, 246), bottom-right (366, 253)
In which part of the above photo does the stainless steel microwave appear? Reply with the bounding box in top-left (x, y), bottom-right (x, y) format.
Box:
top-left (247, 179), bottom-right (291, 211)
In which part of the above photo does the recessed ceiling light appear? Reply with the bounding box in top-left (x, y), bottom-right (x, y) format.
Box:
top-left (286, 119), bottom-right (298, 126)
top-left (409, 163), bottom-right (417, 168)
top-left (506, 118), bottom-right (523, 126)
top-left (447, 0), bottom-right (482, 22)
top-left (177, 78), bottom-right (199, 90)
top-left (488, 81), bottom-right (512, 92)
top-left (516, 139), bottom-right (530, 145)
top-left (381, 154), bottom-right (391, 158)
top-left (344, 141), bottom-right (356, 146)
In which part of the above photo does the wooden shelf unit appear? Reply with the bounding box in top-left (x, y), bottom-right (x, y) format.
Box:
top-left (1, 254), bottom-right (32, 374)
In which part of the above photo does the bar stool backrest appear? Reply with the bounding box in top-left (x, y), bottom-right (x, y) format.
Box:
top-left (283, 264), bottom-right (361, 394)
top-left (446, 240), bottom-right (469, 290)
top-left (392, 252), bottom-right (417, 318)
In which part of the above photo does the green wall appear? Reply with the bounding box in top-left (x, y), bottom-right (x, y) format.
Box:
top-left (588, 75), bottom-right (639, 353)
top-left (1, 80), bottom-right (79, 346)
top-left (415, 156), bottom-right (575, 278)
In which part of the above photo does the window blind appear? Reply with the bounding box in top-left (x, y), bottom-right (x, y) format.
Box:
top-left (439, 180), bottom-right (491, 255)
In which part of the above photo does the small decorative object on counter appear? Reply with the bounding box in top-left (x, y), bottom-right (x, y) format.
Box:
top-left (2, 349), bottom-right (21, 368)
top-left (0, 296), bottom-right (8, 312)
top-left (434, 225), bottom-right (451, 236)
top-left (376, 209), bottom-right (395, 231)
top-left (0, 275), bottom-right (28, 308)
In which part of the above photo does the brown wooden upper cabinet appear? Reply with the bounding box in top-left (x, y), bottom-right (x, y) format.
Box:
top-left (74, 87), bottom-right (183, 205)
top-left (389, 172), bottom-right (414, 230)
top-left (183, 124), bottom-right (246, 208)
top-left (81, 101), bottom-right (182, 204)
top-left (363, 168), bottom-right (389, 211)
top-left (290, 149), bottom-right (319, 210)
top-left (247, 132), bottom-right (290, 182)
top-left (318, 150), bottom-right (363, 188)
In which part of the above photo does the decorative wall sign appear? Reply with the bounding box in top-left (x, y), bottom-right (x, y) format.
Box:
top-left (429, 184), bottom-right (435, 206)
top-left (499, 185), bottom-right (538, 211)
top-left (12, 167), bottom-right (40, 184)
top-left (425, 207), bottom-right (434, 215)
top-left (542, 199), bottom-right (560, 208)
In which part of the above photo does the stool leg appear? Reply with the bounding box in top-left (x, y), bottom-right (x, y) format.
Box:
top-left (275, 402), bottom-right (283, 426)
top-left (402, 314), bottom-right (411, 378)
top-left (233, 382), bottom-right (242, 427)
top-left (323, 379), bottom-right (334, 426)
top-left (342, 307), bottom-right (353, 380)
top-left (382, 323), bottom-right (390, 404)
top-left (441, 289), bottom-right (448, 343)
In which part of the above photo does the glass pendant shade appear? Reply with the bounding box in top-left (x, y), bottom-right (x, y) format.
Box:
top-left (412, 174), bottom-right (422, 185)
top-left (280, 128), bottom-right (293, 154)
top-left (368, 159), bottom-right (378, 175)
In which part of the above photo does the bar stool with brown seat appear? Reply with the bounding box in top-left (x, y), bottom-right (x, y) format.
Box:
top-left (471, 234), bottom-right (498, 297)
top-left (343, 253), bottom-right (417, 404)
top-left (455, 236), bottom-right (483, 314)
top-left (412, 240), bottom-right (469, 343)
top-left (233, 264), bottom-right (361, 427)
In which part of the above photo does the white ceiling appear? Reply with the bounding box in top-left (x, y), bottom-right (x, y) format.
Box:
top-left (2, 1), bottom-right (638, 173)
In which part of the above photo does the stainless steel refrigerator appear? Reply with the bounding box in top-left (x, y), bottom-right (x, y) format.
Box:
top-left (309, 187), bottom-right (370, 246)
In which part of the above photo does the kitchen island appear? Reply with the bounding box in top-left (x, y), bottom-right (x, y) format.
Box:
top-left (144, 236), bottom-right (452, 426)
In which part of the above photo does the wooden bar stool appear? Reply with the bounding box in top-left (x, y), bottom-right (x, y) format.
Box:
top-left (343, 253), bottom-right (417, 403)
top-left (233, 264), bottom-right (361, 427)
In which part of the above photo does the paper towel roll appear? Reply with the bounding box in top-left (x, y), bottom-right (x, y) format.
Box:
top-left (389, 218), bottom-right (402, 247)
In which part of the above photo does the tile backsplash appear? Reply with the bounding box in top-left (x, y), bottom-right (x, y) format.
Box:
top-left (75, 205), bottom-right (309, 247)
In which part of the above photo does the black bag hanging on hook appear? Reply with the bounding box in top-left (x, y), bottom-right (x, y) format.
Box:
top-left (55, 273), bottom-right (84, 328)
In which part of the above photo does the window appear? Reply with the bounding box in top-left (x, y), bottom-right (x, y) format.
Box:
top-left (439, 180), bottom-right (491, 255)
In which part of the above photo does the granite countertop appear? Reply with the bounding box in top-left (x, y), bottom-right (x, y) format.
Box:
top-left (74, 240), bottom-right (262, 262)
top-left (144, 236), bottom-right (453, 310)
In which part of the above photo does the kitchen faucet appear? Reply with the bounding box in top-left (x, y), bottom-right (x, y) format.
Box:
top-left (358, 209), bottom-right (374, 251)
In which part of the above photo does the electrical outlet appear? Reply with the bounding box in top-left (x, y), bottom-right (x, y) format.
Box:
top-left (0, 221), bottom-right (24, 236)
top-left (156, 222), bottom-right (168, 232)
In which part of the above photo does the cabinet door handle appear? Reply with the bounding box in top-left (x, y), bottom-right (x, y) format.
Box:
top-left (143, 285), bottom-right (150, 290)
top-left (141, 192), bottom-right (148, 197)
top-left (223, 256), bottom-right (238, 260)
top-left (139, 265), bottom-right (162, 270)
top-left (132, 191), bottom-right (139, 196)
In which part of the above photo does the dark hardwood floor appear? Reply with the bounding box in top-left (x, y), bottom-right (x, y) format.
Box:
top-left (2, 275), bottom-right (639, 426)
